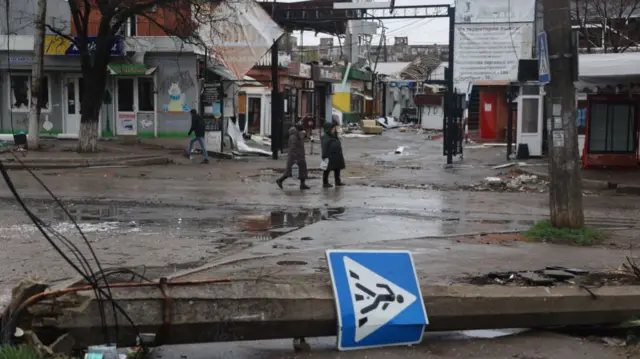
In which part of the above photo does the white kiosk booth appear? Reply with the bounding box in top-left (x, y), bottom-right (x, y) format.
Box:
top-left (516, 84), bottom-right (544, 157)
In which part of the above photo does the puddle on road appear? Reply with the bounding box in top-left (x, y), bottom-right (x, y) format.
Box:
top-left (236, 207), bottom-right (347, 240)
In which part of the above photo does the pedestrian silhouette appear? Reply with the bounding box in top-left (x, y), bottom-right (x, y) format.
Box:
top-left (350, 270), bottom-right (405, 328)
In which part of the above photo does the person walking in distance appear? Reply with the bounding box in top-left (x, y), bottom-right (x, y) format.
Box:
top-left (321, 121), bottom-right (345, 188)
top-left (186, 109), bottom-right (209, 164)
top-left (276, 121), bottom-right (310, 190)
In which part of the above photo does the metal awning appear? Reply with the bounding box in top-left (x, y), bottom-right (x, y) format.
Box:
top-left (353, 92), bottom-right (373, 100)
top-left (211, 66), bottom-right (237, 81)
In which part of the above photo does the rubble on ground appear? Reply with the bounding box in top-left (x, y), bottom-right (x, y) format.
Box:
top-left (466, 266), bottom-right (640, 287)
top-left (463, 169), bottom-right (549, 193)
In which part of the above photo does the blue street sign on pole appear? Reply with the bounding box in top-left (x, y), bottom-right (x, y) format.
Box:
top-left (326, 250), bottom-right (429, 351)
top-left (538, 32), bottom-right (551, 84)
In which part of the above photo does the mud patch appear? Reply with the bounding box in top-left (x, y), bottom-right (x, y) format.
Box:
top-left (277, 260), bottom-right (308, 266)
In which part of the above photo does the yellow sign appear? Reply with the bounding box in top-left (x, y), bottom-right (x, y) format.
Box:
top-left (44, 36), bottom-right (71, 55)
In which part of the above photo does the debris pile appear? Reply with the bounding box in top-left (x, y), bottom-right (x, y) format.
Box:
top-left (467, 266), bottom-right (640, 287)
top-left (465, 171), bottom-right (549, 193)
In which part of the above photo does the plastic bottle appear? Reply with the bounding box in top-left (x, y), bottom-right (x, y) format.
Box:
top-left (292, 161), bottom-right (299, 179)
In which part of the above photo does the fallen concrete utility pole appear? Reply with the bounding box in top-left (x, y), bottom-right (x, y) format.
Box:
top-left (15, 279), bottom-right (640, 349)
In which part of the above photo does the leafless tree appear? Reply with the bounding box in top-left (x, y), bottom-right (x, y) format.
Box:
top-left (572, 0), bottom-right (640, 53)
top-left (45, 0), bottom-right (230, 152)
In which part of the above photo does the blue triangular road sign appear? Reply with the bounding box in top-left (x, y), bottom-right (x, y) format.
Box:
top-left (326, 250), bottom-right (429, 351)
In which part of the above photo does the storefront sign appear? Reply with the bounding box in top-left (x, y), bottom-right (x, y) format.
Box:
top-left (201, 83), bottom-right (221, 105)
top-left (45, 35), bottom-right (124, 56)
top-left (350, 80), bottom-right (364, 90)
top-left (116, 113), bottom-right (137, 136)
top-left (108, 63), bottom-right (148, 76)
top-left (453, 23), bottom-right (533, 91)
top-left (287, 62), bottom-right (312, 78)
top-left (8, 56), bottom-right (33, 64)
top-left (313, 65), bottom-right (343, 83)
top-left (390, 81), bottom-right (416, 88)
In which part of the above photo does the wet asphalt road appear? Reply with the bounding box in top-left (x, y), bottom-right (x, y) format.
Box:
top-left (1, 133), bottom-right (639, 358)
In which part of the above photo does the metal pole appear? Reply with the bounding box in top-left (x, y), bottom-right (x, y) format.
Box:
top-left (446, 6), bottom-right (455, 165)
top-left (506, 91), bottom-right (513, 161)
top-left (271, 41), bottom-right (280, 160)
top-left (382, 81), bottom-right (387, 117)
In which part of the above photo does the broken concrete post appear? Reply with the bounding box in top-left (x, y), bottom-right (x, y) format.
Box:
top-left (16, 280), bottom-right (640, 349)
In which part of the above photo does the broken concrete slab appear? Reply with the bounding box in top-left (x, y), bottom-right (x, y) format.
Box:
top-left (519, 272), bottom-right (555, 286)
top-left (543, 270), bottom-right (576, 280)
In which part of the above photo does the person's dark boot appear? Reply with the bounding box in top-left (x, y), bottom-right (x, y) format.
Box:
top-left (322, 171), bottom-right (332, 188)
top-left (335, 173), bottom-right (345, 186)
top-left (300, 179), bottom-right (311, 190)
top-left (276, 177), bottom-right (284, 189)
top-left (201, 159), bottom-right (209, 164)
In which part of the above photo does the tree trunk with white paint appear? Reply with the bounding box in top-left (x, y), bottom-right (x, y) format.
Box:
top-left (27, 0), bottom-right (47, 150)
top-left (76, 89), bottom-right (102, 152)
top-left (77, 120), bottom-right (99, 152)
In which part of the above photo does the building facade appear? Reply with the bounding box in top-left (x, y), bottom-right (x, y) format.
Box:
top-left (0, 0), bottom-right (206, 138)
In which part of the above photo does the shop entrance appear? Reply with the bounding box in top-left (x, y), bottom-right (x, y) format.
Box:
top-left (516, 85), bottom-right (544, 157)
top-left (64, 77), bottom-right (84, 136)
top-left (115, 77), bottom-right (156, 136)
top-left (248, 96), bottom-right (262, 134)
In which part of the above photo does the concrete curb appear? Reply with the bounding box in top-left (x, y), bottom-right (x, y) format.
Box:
top-left (517, 167), bottom-right (619, 191)
top-left (2, 156), bottom-right (171, 170)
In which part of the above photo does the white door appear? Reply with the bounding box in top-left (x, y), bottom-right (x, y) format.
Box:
top-left (516, 85), bottom-right (544, 157)
top-left (262, 94), bottom-right (271, 136)
top-left (64, 77), bottom-right (83, 136)
top-left (115, 78), bottom-right (138, 135)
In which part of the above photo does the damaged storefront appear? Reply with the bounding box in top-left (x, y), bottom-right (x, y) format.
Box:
top-left (578, 53), bottom-right (640, 168)
top-left (0, 35), bottom-right (126, 138)
top-left (312, 64), bottom-right (342, 125)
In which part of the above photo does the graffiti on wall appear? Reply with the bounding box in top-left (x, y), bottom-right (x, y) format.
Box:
top-left (160, 71), bottom-right (195, 113)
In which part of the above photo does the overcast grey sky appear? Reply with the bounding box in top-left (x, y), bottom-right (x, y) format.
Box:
top-left (280, 0), bottom-right (454, 46)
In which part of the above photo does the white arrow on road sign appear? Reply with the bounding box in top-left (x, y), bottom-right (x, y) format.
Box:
top-left (344, 256), bottom-right (417, 342)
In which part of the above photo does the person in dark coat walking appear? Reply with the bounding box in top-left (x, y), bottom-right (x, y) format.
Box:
top-left (276, 122), bottom-right (310, 190)
top-left (321, 121), bottom-right (346, 188)
top-left (186, 109), bottom-right (209, 164)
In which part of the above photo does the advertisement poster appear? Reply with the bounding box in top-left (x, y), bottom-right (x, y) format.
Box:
top-left (116, 113), bottom-right (137, 136)
top-left (206, 130), bottom-right (222, 152)
top-left (453, 23), bottom-right (533, 92)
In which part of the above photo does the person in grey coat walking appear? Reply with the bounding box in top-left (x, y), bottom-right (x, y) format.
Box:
top-left (276, 122), bottom-right (310, 190)
top-left (321, 121), bottom-right (346, 188)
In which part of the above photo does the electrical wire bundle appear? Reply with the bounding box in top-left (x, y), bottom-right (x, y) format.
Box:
top-left (0, 151), bottom-right (145, 351)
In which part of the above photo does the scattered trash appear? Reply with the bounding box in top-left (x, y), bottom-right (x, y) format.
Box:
top-left (464, 169), bottom-right (549, 193)
top-left (376, 116), bottom-right (400, 129)
top-left (341, 133), bottom-right (375, 138)
top-left (600, 336), bottom-right (627, 347)
top-left (492, 162), bottom-right (517, 170)
top-left (227, 121), bottom-right (271, 157)
top-left (395, 146), bottom-right (405, 154)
